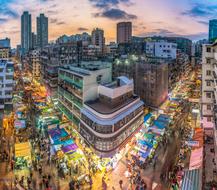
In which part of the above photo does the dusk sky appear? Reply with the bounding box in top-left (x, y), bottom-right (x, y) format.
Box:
top-left (0, 0), bottom-right (216, 47)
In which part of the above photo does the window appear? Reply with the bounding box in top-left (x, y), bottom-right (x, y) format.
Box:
top-left (206, 70), bottom-right (212, 76)
top-left (206, 81), bottom-right (211, 86)
top-left (206, 92), bottom-right (212, 98)
top-left (207, 59), bottom-right (211, 64)
top-left (207, 105), bottom-right (211, 110)
top-left (96, 75), bottom-right (102, 84)
top-left (5, 75), bottom-right (13, 80)
top-left (5, 83), bottom-right (13, 87)
top-left (207, 47), bottom-right (211, 52)
top-left (207, 117), bottom-right (212, 122)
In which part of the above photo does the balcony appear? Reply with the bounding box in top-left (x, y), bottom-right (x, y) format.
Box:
top-left (58, 87), bottom-right (82, 108)
top-left (58, 102), bottom-right (80, 125)
top-left (5, 79), bottom-right (14, 84)
top-left (59, 73), bottom-right (83, 89)
top-left (214, 53), bottom-right (217, 60)
top-left (4, 94), bottom-right (12, 99)
top-left (214, 88), bottom-right (217, 103)
top-left (58, 83), bottom-right (82, 98)
top-left (214, 65), bottom-right (217, 77)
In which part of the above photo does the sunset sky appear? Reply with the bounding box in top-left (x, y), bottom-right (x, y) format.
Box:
top-left (0, 0), bottom-right (215, 47)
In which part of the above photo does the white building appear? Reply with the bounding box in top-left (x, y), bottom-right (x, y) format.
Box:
top-left (80, 76), bottom-right (144, 156)
top-left (146, 41), bottom-right (177, 59)
top-left (0, 59), bottom-right (14, 109)
top-left (201, 44), bottom-right (214, 125)
top-left (201, 43), bottom-right (217, 183)
top-left (29, 49), bottom-right (40, 79)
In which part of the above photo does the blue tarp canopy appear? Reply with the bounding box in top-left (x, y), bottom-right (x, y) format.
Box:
top-left (53, 138), bottom-right (74, 146)
top-left (138, 140), bottom-right (153, 148)
top-left (181, 169), bottom-right (202, 190)
top-left (144, 113), bottom-right (152, 123)
top-left (138, 150), bottom-right (150, 159)
top-left (48, 128), bottom-right (68, 140)
top-left (153, 121), bottom-right (167, 129)
top-left (157, 114), bottom-right (170, 122)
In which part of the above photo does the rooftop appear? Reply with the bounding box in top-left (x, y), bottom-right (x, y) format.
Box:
top-left (102, 76), bottom-right (133, 89)
top-left (60, 61), bottom-right (112, 76)
top-left (85, 95), bottom-right (139, 115)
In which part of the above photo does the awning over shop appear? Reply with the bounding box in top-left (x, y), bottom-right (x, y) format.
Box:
top-left (15, 142), bottom-right (31, 158)
top-left (189, 147), bottom-right (203, 170)
top-left (61, 144), bottom-right (78, 153)
top-left (144, 113), bottom-right (152, 123)
top-left (181, 169), bottom-right (202, 190)
top-left (192, 128), bottom-right (203, 149)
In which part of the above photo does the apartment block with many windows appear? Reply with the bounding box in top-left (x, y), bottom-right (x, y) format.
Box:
top-left (0, 59), bottom-right (14, 109)
top-left (80, 76), bottom-right (144, 156)
top-left (57, 61), bottom-right (112, 127)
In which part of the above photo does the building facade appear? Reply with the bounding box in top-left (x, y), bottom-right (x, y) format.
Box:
top-left (21, 11), bottom-right (32, 54)
top-left (37, 13), bottom-right (48, 48)
top-left (40, 41), bottom-right (82, 89)
top-left (117, 22), bottom-right (132, 44)
top-left (29, 49), bottom-right (41, 79)
top-left (57, 61), bottom-right (112, 127)
top-left (145, 41), bottom-right (177, 59)
top-left (0, 59), bottom-right (14, 109)
top-left (80, 76), bottom-right (144, 156)
top-left (209, 19), bottom-right (217, 44)
top-left (201, 43), bottom-right (217, 184)
top-left (0, 38), bottom-right (11, 59)
top-left (32, 32), bottom-right (37, 49)
top-left (91, 28), bottom-right (105, 54)
top-left (113, 55), bottom-right (168, 108)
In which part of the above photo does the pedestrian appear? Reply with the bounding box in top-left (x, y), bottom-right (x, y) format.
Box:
top-left (89, 175), bottom-right (93, 189)
top-left (119, 180), bottom-right (123, 189)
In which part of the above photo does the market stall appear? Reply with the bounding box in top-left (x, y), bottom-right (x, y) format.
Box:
top-left (15, 142), bottom-right (31, 170)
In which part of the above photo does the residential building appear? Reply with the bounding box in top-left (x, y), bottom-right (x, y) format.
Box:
top-left (56, 32), bottom-right (91, 44)
top-left (82, 45), bottom-right (103, 61)
top-left (117, 22), bottom-right (132, 44)
top-left (16, 45), bottom-right (22, 60)
top-left (134, 36), bottom-right (192, 57)
top-left (201, 44), bottom-right (214, 126)
top-left (0, 38), bottom-right (11, 59)
top-left (40, 44), bottom-right (59, 89)
top-left (0, 48), bottom-right (10, 59)
top-left (0, 59), bottom-right (14, 109)
top-left (145, 41), bottom-right (177, 59)
top-left (113, 55), bottom-right (168, 108)
top-left (201, 43), bottom-right (217, 184)
top-left (29, 49), bottom-right (41, 79)
top-left (37, 13), bottom-right (48, 48)
top-left (209, 19), bottom-right (217, 44)
top-left (105, 42), bottom-right (118, 58)
top-left (40, 41), bottom-right (82, 89)
top-left (80, 76), bottom-right (144, 156)
top-left (21, 11), bottom-right (32, 54)
top-left (0, 38), bottom-right (10, 48)
top-left (57, 61), bottom-right (112, 127)
top-left (32, 32), bottom-right (37, 49)
top-left (117, 42), bottom-right (145, 55)
top-left (91, 28), bottom-right (105, 54)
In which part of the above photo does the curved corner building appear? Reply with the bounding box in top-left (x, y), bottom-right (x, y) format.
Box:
top-left (80, 76), bottom-right (144, 156)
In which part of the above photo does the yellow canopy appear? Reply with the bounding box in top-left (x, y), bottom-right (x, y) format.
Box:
top-left (15, 142), bottom-right (31, 158)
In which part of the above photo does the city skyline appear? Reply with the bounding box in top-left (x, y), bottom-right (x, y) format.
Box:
top-left (0, 0), bottom-right (216, 47)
